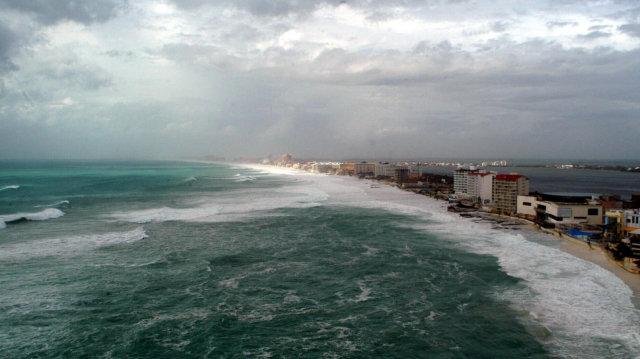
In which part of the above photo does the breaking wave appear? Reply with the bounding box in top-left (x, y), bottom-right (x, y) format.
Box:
top-left (34, 200), bottom-right (70, 208)
top-left (265, 168), bottom-right (640, 358)
top-left (0, 185), bottom-right (19, 191)
top-left (235, 176), bottom-right (256, 182)
top-left (113, 205), bottom-right (222, 224)
top-left (0, 227), bottom-right (148, 260)
top-left (184, 177), bottom-right (197, 182)
top-left (113, 185), bottom-right (329, 224)
top-left (0, 208), bottom-right (65, 229)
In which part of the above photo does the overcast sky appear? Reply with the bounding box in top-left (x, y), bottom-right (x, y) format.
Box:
top-left (1, 0), bottom-right (639, 160)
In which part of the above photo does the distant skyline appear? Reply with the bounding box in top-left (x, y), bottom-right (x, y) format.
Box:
top-left (1, 0), bottom-right (640, 160)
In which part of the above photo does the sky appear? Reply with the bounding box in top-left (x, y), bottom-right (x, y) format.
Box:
top-left (1, 0), bottom-right (639, 161)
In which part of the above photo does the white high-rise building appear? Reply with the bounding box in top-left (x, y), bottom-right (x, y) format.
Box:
top-left (453, 166), bottom-right (477, 194)
top-left (467, 172), bottom-right (496, 204)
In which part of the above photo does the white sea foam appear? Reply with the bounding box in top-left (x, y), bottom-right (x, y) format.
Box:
top-left (0, 208), bottom-right (65, 229)
top-left (219, 275), bottom-right (247, 289)
top-left (34, 200), bottom-right (70, 208)
top-left (362, 245), bottom-right (380, 256)
top-left (113, 184), bottom-right (329, 224)
top-left (0, 185), bottom-right (19, 191)
top-left (284, 295), bottom-right (301, 303)
top-left (235, 176), bottom-right (257, 182)
top-left (256, 167), bottom-right (640, 358)
top-left (0, 227), bottom-right (148, 260)
top-left (114, 205), bottom-right (222, 224)
top-left (184, 177), bottom-right (197, 182)
top-left (355, 282), bottom-right (372, 303)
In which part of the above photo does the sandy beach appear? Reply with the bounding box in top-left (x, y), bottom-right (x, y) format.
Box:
top-left (239, 163), bottom-right (640, 310)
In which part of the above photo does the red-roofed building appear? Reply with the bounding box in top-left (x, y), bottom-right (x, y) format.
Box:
top-left (493, 174), bottom-right (530, 214)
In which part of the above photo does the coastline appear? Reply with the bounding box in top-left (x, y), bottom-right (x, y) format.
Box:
top-left (472, 211), bottom-right (640, 305)
top-left (233, 162), bottom-right (640, 310)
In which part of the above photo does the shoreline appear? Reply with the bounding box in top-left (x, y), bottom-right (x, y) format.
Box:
top-left (471, 211), bottom-right (640, 307)
top-left (225, 162), bottom-right (640, 309)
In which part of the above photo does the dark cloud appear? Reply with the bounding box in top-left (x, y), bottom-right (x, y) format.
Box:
top-left (169, 0), bottom-right (438, 17)
top-left (159, 43), bottom-right (221, 64)
top-left (0, 0), bottom-right (127, 75)
top-left (220, 24), bottom-right (263, 42)
top-left (546, 21), bottom-right (578, 29)
top-left (0, 0), bottom-right (128, 25)
top-left (169, 0), bottom-right (318, 16)
top-left (619, 23), bottom-right (640, 37)
top-left (103, 50), bottom-right (136, 60)
top-left (608, 6), bottom-right (640, 20)
top-left (3, 0), bottom-right (640, 160)
top-left (576, 31), bottom-right (612, 40)
top-left (54, 66), bottom-right (113, 90)
top-left (0, 21), bottom-right (19, 71)
top-left (588, 24), bottom-right (611, 31)
top-left (29, 51), bottom-right (114, 90)
top-left (490, 21), bottom-right (511, 33)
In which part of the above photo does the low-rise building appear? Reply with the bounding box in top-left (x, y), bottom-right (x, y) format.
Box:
top-left (518, 194), bottom-right (603, 225)
top-left (311, 163), bottom-right (338, 173)
top-left (606, 209), bottom-right (640, 236)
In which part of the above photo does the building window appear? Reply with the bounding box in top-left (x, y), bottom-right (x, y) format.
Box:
top-left (537, 204), bottom-right (547, 210)
top-left (574, 216), bottom-right (587, 219)
top-left (588, 208), bottom-right (599, 216)
top-left (523, 202), bottom-right (531, 206)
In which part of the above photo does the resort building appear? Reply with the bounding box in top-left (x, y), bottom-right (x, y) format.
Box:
top-left (493, 174), bottom-right (529, 214)
top-left (394, 168), bottom-right (410, 186)
top-left (517, 194), bottom-right (603, 226)
top-left (467, 172), bottom-right (496, 204)
top-left (311, 163), bottom-right (339, 173)
top-left (453, 166), bottom-right (477, 194)
top-left (354, 162), bottom-right (376, 176)
top-left (374, 163), bottom-right (404, 177)
top-left (605, 209), bottom-right (640, 236)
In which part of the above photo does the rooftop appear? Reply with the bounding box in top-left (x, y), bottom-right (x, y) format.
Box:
top-left (495, 174), bottom-right (525, 181)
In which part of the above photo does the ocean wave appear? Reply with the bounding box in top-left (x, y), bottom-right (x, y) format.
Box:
top-left (113, 185), bottom-right (329, 224)
top-left (184, 177), bottom-right (197, 182)
top-left (0, 226), bottom-right (148, 260)
top-left (0, 185), bottom-right (20, 191)
top-left (0, 208), bottom-right (65, 229)
top-left (265, 169), bottom-right (640, 358)
top-left (235, 176), bottom-right (256, 182)
top-left (114, 205), bottom-right (222, 224)
top-left (34, 200), bottom-right (70, 208)
top-left (409, 212), bottom-right (640, 358)
top-left (210, 175), bottom-right (258, 181)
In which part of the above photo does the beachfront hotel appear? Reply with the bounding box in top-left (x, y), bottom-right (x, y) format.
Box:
top-left (492, 174), bottom-right (530, 215)
top-left (453, 166), bottom-right (477, 194)
top-left (467, 172), bottom-right (496, 205)
top-left (517, 194), bottom-right (603, 226)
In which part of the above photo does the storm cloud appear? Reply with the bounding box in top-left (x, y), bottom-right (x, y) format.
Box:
top-left (1, 0), bottom-right (639, 160)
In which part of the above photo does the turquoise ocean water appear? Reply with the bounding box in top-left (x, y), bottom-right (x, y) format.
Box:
top-left (1, 160), bottom-right (639, 358)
